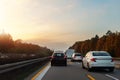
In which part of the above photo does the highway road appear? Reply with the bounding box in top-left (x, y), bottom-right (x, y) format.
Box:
top-left (30, 59), bottom-right (120, 80)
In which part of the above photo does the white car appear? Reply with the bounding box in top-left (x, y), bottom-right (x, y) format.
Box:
top-left (71, 53), bottom-right (82, 62)
top-left (82, 51), bottom-right (115, 72)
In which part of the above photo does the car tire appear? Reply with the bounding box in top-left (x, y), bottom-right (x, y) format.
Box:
top-left (64, 63), bottom-right (67, 66)
top-left (87, 63), bottom-right (92, 72)
top-left (51, 63), bottom-right (54, 66)
top-left (82, 62), bottom-right (85, 69)
top-left (64, 61), bottom-right (67, 66)
top-left (88, 67), bottom-right (92, 72)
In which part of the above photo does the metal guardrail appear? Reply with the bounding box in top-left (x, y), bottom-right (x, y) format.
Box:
top-left (114, 58), bottom-right (120, 60)
top-left (0, 57), bottom-right (49, 74)
top-left (114, 58), bottom-right (120, 69)
top-left (115, 64), bottom-right (120, 69)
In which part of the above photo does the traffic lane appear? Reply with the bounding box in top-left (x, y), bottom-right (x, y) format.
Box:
top-left (106, 69), bottom-right (120, 79)
top-left (41, 61), bottom-right (116, 80)
top-left (34, 60), bottom-right (120, 80)
top-left (80, 60), bottom-right (120, 80)
top-left (86, 68), bottom-right (120, 80)
top-left (42, 62), bottom-right (89, 80)
top-left (82, 62), bottom-right (120, 80)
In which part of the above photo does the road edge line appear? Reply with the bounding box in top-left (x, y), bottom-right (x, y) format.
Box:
top-left (87, 74), bottom-right (95, 80)
top-left (31, 62), bottom-right (50, 80)
top-left (105, 74), bottom-right (119, 80)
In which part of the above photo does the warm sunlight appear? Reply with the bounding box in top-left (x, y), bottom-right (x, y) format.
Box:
top-left (0, 1), bottom-right (6, 25)
top-left (0, 0), bottom-right (55, 41)
top-left (0, 0), bottom-right (120, 50)
top-left (0, 0), bottom-right (120, 80)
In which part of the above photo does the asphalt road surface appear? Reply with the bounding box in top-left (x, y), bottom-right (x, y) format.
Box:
top-left (32, 60), bottom-right (120, 80)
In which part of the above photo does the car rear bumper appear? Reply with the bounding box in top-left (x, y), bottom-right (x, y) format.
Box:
top-left (91, 67), bottom-right (115, 70)
top-left (51, 60), bottom-right (67, 65)
top-left (89, 62), bottom-right (115, 68)
top-left (71, 59), bottom-right (82, 62)
top-left (72, 58), bottom-right (82, 61)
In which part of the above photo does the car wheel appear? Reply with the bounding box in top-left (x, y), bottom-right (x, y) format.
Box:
top-left (82, 62), bottom-right (85, 69)
top-left (51, 64), bottom-right (53, 66)
top-left (51, 63), bottom-right (54, 66)
top-left (64, 63), bottom-right (67, 66)
top-left (64, 61), bottom-right (67, 66)
top-left (87, 63), bottom-right (92, 72)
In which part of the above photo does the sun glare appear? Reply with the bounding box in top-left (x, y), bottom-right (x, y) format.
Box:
top-left (0, 7), bottom-right (6, 25)
top-left (0, 0), bottom-right (9, 32)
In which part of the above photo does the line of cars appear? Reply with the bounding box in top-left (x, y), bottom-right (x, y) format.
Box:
top-left (50, 51), bottom-right (115, 72)
top-left (50, 51), bottom-right (83, 66)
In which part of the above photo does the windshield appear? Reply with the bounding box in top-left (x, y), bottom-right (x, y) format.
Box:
top-left (93, 53), bottom-right (110, 56)
top-left (54, 53), bottom-right (64, 57)
top-left (75, 54), bottom-right (81, 56)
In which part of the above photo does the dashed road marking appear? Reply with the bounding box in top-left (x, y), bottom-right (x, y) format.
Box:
top-left (105, 74), bottom-right (119, 80)
top-left (31, 63), bottom-right (50, 80)
top-left (87, 74), bottom-right (95, 80)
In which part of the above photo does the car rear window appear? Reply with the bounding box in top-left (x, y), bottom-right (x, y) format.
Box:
top-left (75, 54), bottom-right (81, 56)
top-left (54, 53), bottom-right (64, 57)
top-left (93, 53), bottom-right (110, 56)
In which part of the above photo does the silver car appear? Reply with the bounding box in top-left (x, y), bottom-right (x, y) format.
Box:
top-left (71, 53), bottom-right (82, 62)
top-left (82, 51), bottom-right (115, 72)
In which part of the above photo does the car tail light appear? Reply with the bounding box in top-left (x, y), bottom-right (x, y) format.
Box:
top-left (91, 58), bottom-right (96, 62)
top-left (50, 56), bottom-right (54, 59)
top-left (64, 55), bottom-right (67, 59)
top-left (111, 58), bottom-right (114, 62)
top-left (74, 56), bottom-right (76, 58)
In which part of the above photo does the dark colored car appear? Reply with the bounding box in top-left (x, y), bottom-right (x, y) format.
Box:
top-left (51, 52), bottom-right (67, 66)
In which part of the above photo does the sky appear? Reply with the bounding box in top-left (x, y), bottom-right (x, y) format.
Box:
top-left (0, 0), bottom-right (120, 51)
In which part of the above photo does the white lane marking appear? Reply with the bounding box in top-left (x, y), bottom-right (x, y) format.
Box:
top-left (35, 64), bottom-right (51, 80)
top-left (105, 74), bottom-right (119, 80)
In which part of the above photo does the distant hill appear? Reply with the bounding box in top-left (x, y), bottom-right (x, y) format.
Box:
top-left (69, 30), bottom-right (120, 57)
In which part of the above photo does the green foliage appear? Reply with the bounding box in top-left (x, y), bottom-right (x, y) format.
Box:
top-left (70, 31), bottom-right (120, 57)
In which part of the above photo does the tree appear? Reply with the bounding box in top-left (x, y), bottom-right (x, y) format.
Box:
top-left (70, 31), bottom-right (120, 57)
top-left (0, 33), bottom-right (14, 53)
top-left (106, 30), bottom-right (112, 36)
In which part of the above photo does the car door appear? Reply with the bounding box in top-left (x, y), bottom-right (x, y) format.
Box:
top-left (84, 52), bottom-right (91, 68)
top-left (83, 54), bottom-right (88, 68)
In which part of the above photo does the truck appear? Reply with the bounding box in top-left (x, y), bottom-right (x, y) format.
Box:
top-left (65, 49), bottom-right (75, 59)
